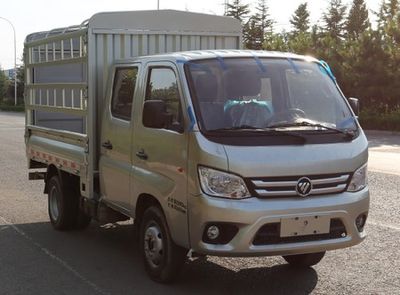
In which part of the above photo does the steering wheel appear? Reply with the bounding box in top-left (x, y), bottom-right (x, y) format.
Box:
top-left (266, 108), bottom-right (307, 126)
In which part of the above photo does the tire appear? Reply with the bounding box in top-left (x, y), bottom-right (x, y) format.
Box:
top-left (139, 206), bottom-right (186, 283)
top-left (283, 251), bottom-right (326, 268)
top-left (47, 175), bottom-right (91, 230)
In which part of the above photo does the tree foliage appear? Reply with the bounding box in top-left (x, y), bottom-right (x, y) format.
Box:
top-left (243, 16), bottom-right (264, 49)
top-left (254, 0), bottom-right (274, 41)
top-left (290, 3), bottom-right (310, 35)
top-left (346, 0), bottom-right (370, 39)
top-left (0, 67), bottom-right (9, 102)
top-left (243, 0), bottom-right (273, 49)
top-left (225, 0), bottom-right (250, 23)
top-left (322, 0), bottom-right (347, 39)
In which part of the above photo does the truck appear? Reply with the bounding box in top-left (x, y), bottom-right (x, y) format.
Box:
top-left (24, 10), bottom-right (369, 283)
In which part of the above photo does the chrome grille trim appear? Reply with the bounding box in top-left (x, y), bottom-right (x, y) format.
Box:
top-left (252, 180), bottom-right (297, 187)
top-left (311, 184), bottom-right (347, 194)
top-left (255, 190), bottom-right (298, 197)
top-left (249, 173), bottom-right (351, 198)
top-left (311, 175), bottom-right (349, 185)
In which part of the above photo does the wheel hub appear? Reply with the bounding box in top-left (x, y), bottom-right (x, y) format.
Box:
top-left (144, 225), bottom-right (164, 268)
top-left (49, 186), bottom-right (60, 221)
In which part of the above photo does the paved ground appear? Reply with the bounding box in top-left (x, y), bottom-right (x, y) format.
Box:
top-left (0, 111), bottom-right (399, 295)
top-left (366, 130), bottom-right (400, 176)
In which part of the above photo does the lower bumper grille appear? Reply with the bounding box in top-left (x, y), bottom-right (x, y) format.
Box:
top-left (253, 219), bottom-right (347, 246)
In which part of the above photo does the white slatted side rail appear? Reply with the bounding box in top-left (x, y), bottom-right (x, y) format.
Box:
top-left (25, 29), bottom-right (88, 118)
top-left (27, 29), bottom-right (88, 65)
top-left (26, 83), bottom-right (87, 116)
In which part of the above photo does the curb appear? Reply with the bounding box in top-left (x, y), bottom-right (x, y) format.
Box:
top-left (0, 110), bottom-right (25, 116)
top-left (365, 130), bottom-right (400, 136)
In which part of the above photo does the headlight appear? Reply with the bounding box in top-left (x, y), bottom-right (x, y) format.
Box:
top-left (198, 166), bottom-right (251, 199)
top-left (347, 163), bottom-right (368, 192)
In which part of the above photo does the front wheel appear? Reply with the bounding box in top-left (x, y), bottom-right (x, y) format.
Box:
top-left (282, 251), bottom-right (326, 268)
top-left (139, 206), bottom-right (186, 283)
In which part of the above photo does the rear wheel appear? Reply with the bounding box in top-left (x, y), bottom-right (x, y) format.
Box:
top-left (283, 251), bottom-right (326, 267)
top-left (139, 206), bottom-right (186, 283)
top-left (47, 175), bottom-right (91, 230)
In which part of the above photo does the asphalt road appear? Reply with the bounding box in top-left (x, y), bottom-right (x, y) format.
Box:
top-left (0, 111), bottom-right (399, 295)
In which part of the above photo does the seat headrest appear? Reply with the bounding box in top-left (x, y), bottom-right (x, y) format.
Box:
top-left (224, 70), bottom-right (261, 98)
top-left (195, 74), bottom-right (218, 102)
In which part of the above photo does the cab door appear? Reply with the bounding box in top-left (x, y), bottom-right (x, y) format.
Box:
top-left (99, 65), bottom-right (140, 212)
top-left (131, 62), bottom-right (189, 248)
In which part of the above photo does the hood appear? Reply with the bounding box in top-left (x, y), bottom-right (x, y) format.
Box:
top-left (223, 132), bottom-right (368, 178)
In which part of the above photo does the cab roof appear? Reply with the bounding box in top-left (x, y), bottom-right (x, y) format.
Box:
top-left (114, 50), bottom-right (319, 65)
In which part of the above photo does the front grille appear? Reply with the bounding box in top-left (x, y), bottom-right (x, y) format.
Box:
top-left (253, 219), bottom-right (347, 246)
top-left (246, 173), bottom-right (351, 198)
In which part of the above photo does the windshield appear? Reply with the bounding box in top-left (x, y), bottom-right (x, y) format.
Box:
top-left (185, 57), bottom-right (357, 133)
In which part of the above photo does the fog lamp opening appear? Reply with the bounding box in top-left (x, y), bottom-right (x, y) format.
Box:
top-left (202, 223), bottom-right (239, 245)
top-left (356, 213), bottom-right (368, 232)
top-left (207, 225), bottom-right (220, 240)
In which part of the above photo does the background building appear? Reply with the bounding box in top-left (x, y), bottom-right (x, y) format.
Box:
top-left (3, 68), bottom-right (15, 80)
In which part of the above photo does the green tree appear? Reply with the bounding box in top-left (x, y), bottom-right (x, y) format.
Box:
top-left (254, 0), bottom-right (274, 44)
top-left (376, 0), bottom-right (400, 41)
top-left (243, 16), bottom-right (263, 49)
top-left (16, 65), bottom-right (25, 103)
top-left (376, 0), bottom-right (399, 30)
top-left (309, 24), bottom-right (322, 52)
top-left (346, 0), bottom-right (370, 39)
top-left (5, 66), bottom-right (25, 104)
top-left (377, 0), bottom-right (400, 108)
top-left (290, 3), bottom-right (311, 35)
top-left (263, 31), bottom-right (289, 51)
top-left (341, 30), bottom-right (393, 109)
top-left (382, 0), bottom-right (399, 19)
top-left (376, 0), bottom-right (387, 29)
top-left (287, 33), bottom-right (313, 55)
top-left (0, 67), bottom-right (9, 102)
top-left (322, 0), bottom-right (348, 39)
top-left (225, 0), bottom-right (250, 23)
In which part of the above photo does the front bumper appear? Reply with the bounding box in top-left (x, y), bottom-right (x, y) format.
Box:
top-left (188, 188), bottom-right (369, 257)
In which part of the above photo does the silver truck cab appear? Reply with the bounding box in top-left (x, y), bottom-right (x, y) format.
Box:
top-left (99, 50), bottom-right (368, 280)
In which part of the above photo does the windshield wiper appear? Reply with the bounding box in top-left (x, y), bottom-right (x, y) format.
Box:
top-left (268, 121), bottom-right (356, 140)
top-left (208, 125), bottom-right (307, 143)
top-left (210, 125), bottom-right (262, 131)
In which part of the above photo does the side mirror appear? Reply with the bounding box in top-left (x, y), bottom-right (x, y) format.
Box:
top-left (348, 97), bottom-right (360, 116)
top-left (143, 100), bottom-right (167, 128)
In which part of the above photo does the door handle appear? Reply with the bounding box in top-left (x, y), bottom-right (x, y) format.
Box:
top-left (136, 149), bottom-right (148, 160)
top-left (102, 140), bottom-right (113, 150)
